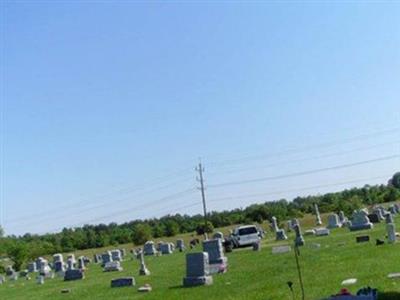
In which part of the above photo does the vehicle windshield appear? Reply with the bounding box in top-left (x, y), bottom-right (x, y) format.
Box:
top-left (238, 227), bottom-right (258, 235)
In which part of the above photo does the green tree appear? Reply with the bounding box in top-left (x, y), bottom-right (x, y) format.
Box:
top-left (0, 225), bottom-right (4, 238)
top-left (391, 172), bottom-right (400, 189)
top-left (164, 220), bottom-right (179, 237)
top-left (7, 242), bottom-right (28, 271)
top-left (132, 224), bottom-right (152, 245)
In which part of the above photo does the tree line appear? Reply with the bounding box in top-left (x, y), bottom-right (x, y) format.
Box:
top-left (1, 172), bottom-right (399, 271)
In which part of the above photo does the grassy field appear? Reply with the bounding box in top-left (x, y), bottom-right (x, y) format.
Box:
top-left (1, 214), bottom-right (399, 300)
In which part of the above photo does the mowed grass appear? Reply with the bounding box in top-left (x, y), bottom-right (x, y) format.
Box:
top-left (1, 214), bottom-right (400, 300)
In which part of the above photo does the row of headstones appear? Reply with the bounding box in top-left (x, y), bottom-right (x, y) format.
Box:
top-left (61, 237), bottom-right (228, 289)
top-left (312, 203), bottom-right (399, 229)
top-left (0, 253), bottom-right (92, 285)
top-left (96, 249), bottom-right (125, 266)
top-left (142, 238), bottom-right (202, 256)
top-left (279, 205), bottom-right (398, 247)
top-left (268, 204), bottom-right (399, 247)
top-left (104, 237), bottom-right (228, 290)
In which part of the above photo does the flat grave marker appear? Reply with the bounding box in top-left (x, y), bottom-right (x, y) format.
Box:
top-left (356, 235), bottom-right (370, 243)
top-left (272, 245), bottom-right (291, 254)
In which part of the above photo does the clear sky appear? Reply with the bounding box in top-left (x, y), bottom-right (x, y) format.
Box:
top-left (1, 1), bottom-right (399, 236)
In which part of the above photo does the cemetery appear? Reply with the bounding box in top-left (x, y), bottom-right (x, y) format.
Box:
top-left (0, 204), bottom-right (399, 300)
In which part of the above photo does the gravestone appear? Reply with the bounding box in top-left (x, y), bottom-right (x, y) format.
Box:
top-left (93, 254), bottom-right (101, 264)
top-left (138, 284), bottom-right (152, 292)
top-left (120, 249), bottom-right (126, 258)
top-left (176, 239), bottom-right (186, 252)
top-left (368, 213), bottom-right (380, 224)
top-left (28, 262), bottom-right (37, 273)
top-left (338, 211), bottom-right (348, 226)
top-left (349, 209), bottom-right (373, 231)
top-left (387, 223), bottom-right (396, 243)
top-left (83, 257), bottom-right (91, 264)
top-left (315, 228), bottom-right (330, 236)
top-left (39, 259), bottom-right (52, 278)
top-left (160, 243), bottom-right (173, 255)
top-left (35, 257), bottom-right (45, 271)
top-left (294, 224), bottom-right (305, 247)
top-left (287, 220), bottom-right (292, 232)
top-left (135, 249), bottom-right (142, 260)
top-left (53, 253), bottom-right (63, 263)
top-left (304, 229), bottom-right (316, 236)
top-left (104, 261), bottom-right (123, 272)
top-left (356, 235), bottom-right (370, 243)
top-left (271, 216), bottom-right (279, 232)
top-left (64, 269), bottom-right (84, 281)
top-left (372, 208), bottom-right (385, 221)
top-left (394, 203), bottom-right (400, 213)
top-left (183, 252), bottom-right (213, 287)
top-left (272, 245), bottom-right (291, 254)
top-left (6, 266), bottom-right (14, 276)
top-left (327, 214), bottom-right (342, 228)
top-left (169, 242), bottom-right (175, 252)
top-left (385, 213), bottom-right (394, 224)
top-left (111, 277), bottom-right (135, 288)
top-left (389, 206), bottom-right (397, 215)
top-left (139, 252), bottom-right (150, 276)
top-left (66, 258), bottom-right (75, 270)
top-left (276, 229), bottom-right (288, 240)
top-left (157, 241), bottom-right (164, 252)
top-left (77, 256), bottom-right (86, 270)
top-left (111, 249), bottom-right (122, 262)
top-left (143, 241), bottom-right (157, 256)
top-left (377, 206), bottom-right (389, 219)
top-left (291, 218), bottom-right (299, 229)
top-left (314, 203), bottom-right (322, 225)
top-left (54, 261), bottom-right (65, 274)
top-left (66, 254), bottom-right (76, 265)
top-left (202, 239), bottom-right (228, 274)
top-left (388, 273), bottom-right (400, 279)
top-left (101, 251), bottom-right (112, 266)
top-left (213, 232), bottom-right (224, 240)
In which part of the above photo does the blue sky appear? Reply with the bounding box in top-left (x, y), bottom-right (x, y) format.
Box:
top-left (2, 1), bottom-right (399, 235)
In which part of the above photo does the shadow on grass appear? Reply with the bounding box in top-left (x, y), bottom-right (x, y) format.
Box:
top-left (169, 285), bottom-right (184, 290)
top-left (378, 291), bottom-right (400, 300)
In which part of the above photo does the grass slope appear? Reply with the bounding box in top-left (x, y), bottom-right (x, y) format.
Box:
top-left (1, 214), bottom-right (399, 300)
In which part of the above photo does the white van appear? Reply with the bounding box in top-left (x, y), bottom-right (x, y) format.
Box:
top-left (231, 225), bottom-right (261, 247)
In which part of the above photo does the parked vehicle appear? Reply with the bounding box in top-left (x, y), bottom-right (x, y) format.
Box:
top-left (231, 225), bottom-right (261, 248)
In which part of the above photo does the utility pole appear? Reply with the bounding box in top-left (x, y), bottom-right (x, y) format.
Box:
top-left (196, 161), bottom-right (208, 237)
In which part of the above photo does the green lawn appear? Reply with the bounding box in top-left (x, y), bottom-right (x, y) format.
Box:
top-left (1, 214), bottom-right (399, 300)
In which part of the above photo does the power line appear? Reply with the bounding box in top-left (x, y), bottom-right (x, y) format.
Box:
top-left (5, 174), bottom-right (194, 224)
top-left (207, 174), bottom-right (390, 204)
top-left (208, 154), bottom-right (400, 188)
top-left (41, 174), bottom-right (392, 234)
top-left (207, 127), bottom-right (399, 168)
top-left (207, 140), bottom-right (400, 177)
top-left (10, 187), bottom-right (197, 230)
